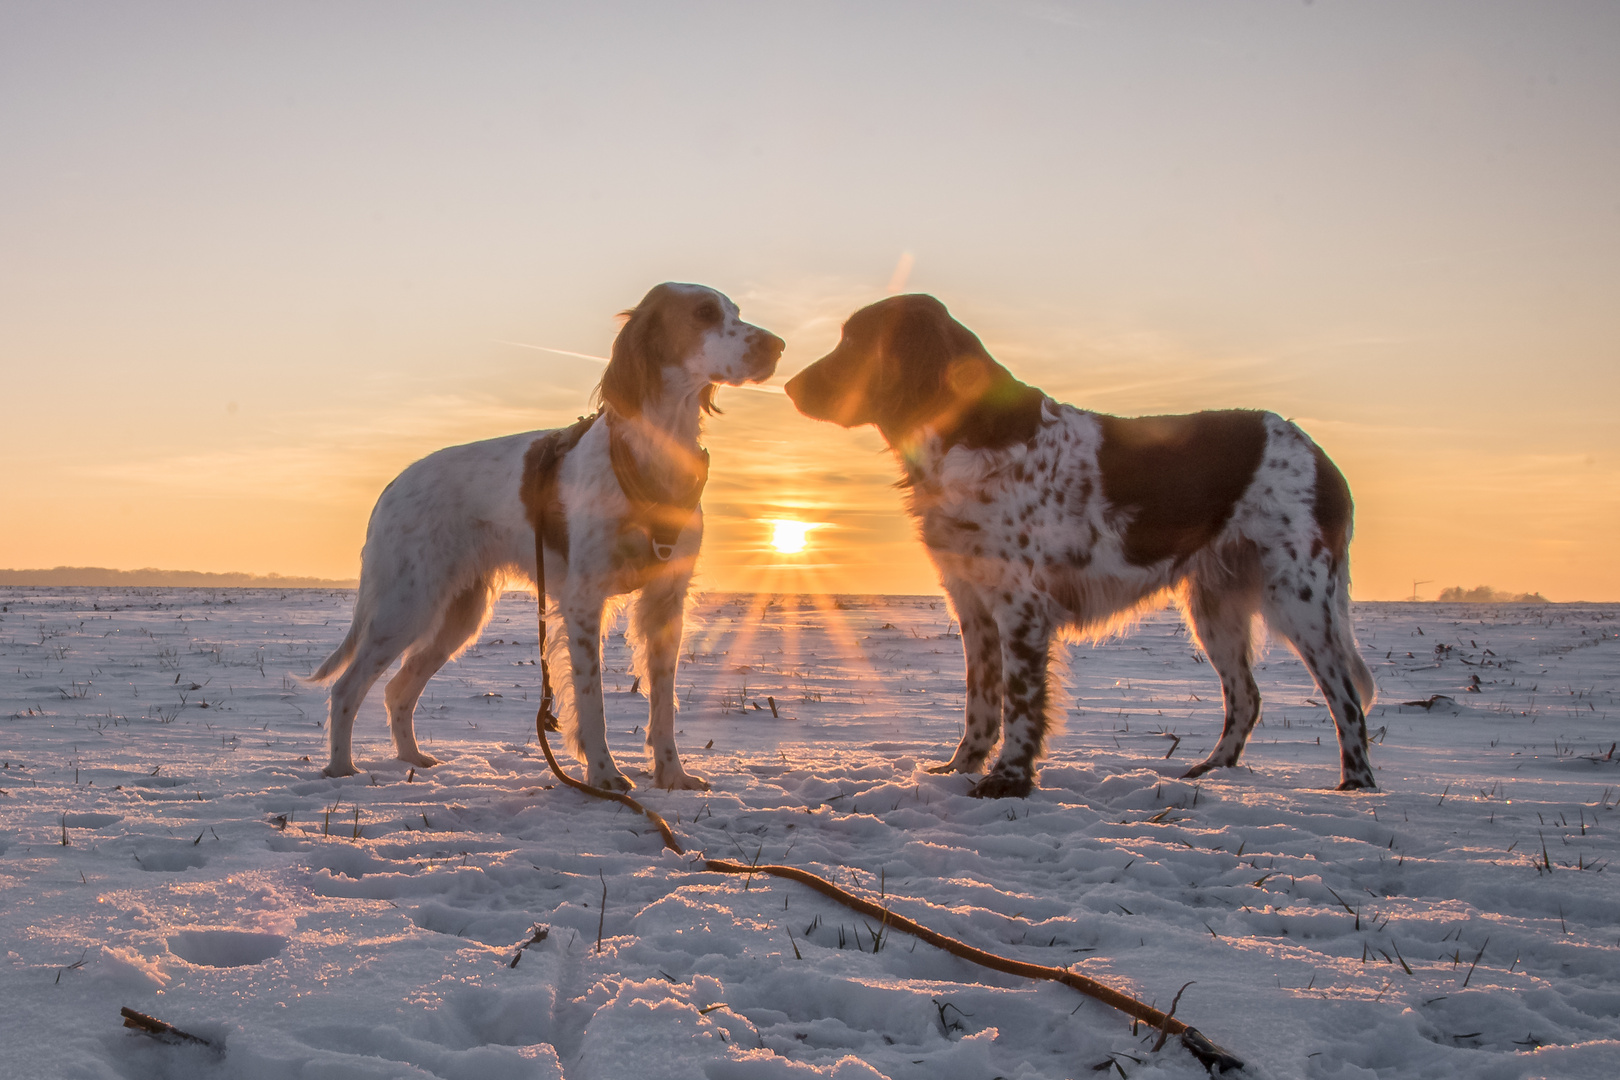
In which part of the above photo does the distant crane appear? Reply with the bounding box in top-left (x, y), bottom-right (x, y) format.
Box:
top-left (1409, 579), bottom-right (1432, 602)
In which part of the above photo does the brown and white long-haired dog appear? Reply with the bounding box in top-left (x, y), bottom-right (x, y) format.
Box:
top-left (786, 294), bottom-right (1375, 797)
top-left (311, 283), bottom-right (783, 788)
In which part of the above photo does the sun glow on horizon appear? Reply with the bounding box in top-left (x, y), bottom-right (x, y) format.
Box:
top-left (768, 519), bottom-right (813, 554)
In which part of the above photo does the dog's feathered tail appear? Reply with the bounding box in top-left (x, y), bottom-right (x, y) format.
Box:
top-left (1312, 437), bottom-right (1377, 712)
top-left (1335, 567), bottom-right (1378, 711)
top-left (308, 616), bottom-right (362, 685)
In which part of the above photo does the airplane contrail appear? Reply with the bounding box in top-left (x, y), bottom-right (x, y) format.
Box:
top-left (497, 340), bottom-right (787, 394)
top-left (496, 341), bottom-right (609, 363)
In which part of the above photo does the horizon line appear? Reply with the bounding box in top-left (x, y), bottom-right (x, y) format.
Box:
top-left (0, 566), bottom-right (1592, 603)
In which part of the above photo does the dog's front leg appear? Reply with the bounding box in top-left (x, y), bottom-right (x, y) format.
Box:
top-left (929, 583), bottom-right (1002, 775)
top-left (561, 600), bottom-right (632, 792)
top-left (970, 607), bottom-right (1055, 799)
top-left (635, 578), bottom-right (708, 791)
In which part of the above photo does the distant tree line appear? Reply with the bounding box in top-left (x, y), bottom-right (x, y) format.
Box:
top-left (0, 566), bottom-right (357, 588)
top-left (1436, 585), bottom-right (1549, 604)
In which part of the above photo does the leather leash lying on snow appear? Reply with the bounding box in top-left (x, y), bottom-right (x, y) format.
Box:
top-left (528, 433), bottom-right (1243, 1075)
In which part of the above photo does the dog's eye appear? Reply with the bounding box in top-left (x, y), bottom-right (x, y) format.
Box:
top-left (693, 301), bottom-right (721, 325)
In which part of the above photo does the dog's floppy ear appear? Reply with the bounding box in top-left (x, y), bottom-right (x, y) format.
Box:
top-left (871, 296), bottom-right (979, 442)
top-left (597, 293), bottom-right (667, 417)
top-left (870, 296), bottom-right (1040, 449)
top-left (872, 300), bottom-right (947, 438)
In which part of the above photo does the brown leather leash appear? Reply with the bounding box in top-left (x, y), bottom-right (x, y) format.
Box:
top-left (527, 427), bottom-right (1243, 1075)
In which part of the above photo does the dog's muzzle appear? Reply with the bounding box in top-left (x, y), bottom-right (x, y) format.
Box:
top-left (749, 331), bottom-right (786, 378)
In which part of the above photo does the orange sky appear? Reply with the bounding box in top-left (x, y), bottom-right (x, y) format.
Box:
top-left (3, 3), bottom-right (1617, 600)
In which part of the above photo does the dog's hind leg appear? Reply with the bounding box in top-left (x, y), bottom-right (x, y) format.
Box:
top-left (383, 581), bottom-right (492, 769)
top-left (634, 579), bottom-right (707, 791)
top-left (324, 636), bottom-right (401, 777)
top-left (1181, 575), bottom-right (1263, 779)
top-left (930, 581), bottom-right (1002, 776)
top-left (1263, 560), bottom-right (1377, 791)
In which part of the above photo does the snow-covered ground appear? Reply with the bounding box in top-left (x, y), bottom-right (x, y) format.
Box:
top-left (2, 588), bottom-right (1617, 1080)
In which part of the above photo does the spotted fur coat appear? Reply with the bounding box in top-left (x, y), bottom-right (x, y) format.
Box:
top-left (787, 294), bottom-right (1376, 798)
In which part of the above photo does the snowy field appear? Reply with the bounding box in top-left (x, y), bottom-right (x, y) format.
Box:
top-left (2, 587), bottom-right (1618, 1080)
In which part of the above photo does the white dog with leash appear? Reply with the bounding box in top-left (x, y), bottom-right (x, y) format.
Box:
top-left (311, 283), bottom-right (783, 788)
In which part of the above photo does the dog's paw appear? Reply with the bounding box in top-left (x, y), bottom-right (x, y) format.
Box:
top-left (399, 752), bottom-right (440, 768)
top-left (655, 771), bottom-right (710, 792)
top-left (968, 770), bottom-right (1033, 799)
top-left (926, 755), bottom-right (985, 775)
top-left (1180, 759), bottom-right (1221, 780)
top-left (1335, 775), bottom-right (1377, 792)
top-left (590, 773), bottom-right (635, 793)
top-left (321, 763), bottom-right (358, 778)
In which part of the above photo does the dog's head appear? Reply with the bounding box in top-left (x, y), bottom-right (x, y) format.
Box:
top-left (785, 294), bottom-right (1042, 451)
top-left (597, 283), bottom-right (784, 418)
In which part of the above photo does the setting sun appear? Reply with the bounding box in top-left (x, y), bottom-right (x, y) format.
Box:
top-left (768, 519), bottom-right (812, 554)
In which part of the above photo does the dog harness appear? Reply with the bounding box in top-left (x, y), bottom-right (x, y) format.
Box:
top-left (606, 413), bottom-right (709, 562)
